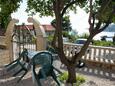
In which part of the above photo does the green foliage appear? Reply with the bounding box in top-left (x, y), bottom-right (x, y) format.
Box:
top-left (63, 31), bottom-right (77, 42)
top-left (84, 0), bottom-right (115, 23)
top-left (58, 72), bottom-right (85, 86)
top-left (58, 72), bottom-right (68, 82)
top-left (0, 0), bottom-right (22, 29)
top-left (51, 16), bottom-right (72, 31)
top-left (27, 0), bottom-right (86, 17)
top-left (93, 40), bottom-right (114, 46)
top-left (76, 75), bottom-right (86, 86)
top-left (26, 0), bottom-right (54, 16)
top-left (32, 36), bottom-right (36, 43)
top-left (47, 35), bottom-right (54, 42)
top-left (77, 33), bottom-right (89, 39)
top-left (63, 31), bottom-right (70, 37)
top-left (68, 34), bottom-right (77, 42)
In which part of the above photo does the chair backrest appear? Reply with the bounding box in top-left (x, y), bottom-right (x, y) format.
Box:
top-left (19, 49), bottom-right (29, 62)
top-left (46, 46), bottom-right (57, 54)
top-left (32, 51), bottom-right (53, 66)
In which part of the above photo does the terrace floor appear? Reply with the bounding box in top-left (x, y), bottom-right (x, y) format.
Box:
top-left (0, 66), bottom-right (58, 86)
top-left (0, 60), bottom-right (115, 86)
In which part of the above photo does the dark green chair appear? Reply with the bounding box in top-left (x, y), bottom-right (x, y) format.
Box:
top-left (5, 49), bottom-right (29, 83)
top-left (46, 46), bottom-right (58, 54)
top-left (31, 51), bottom-right (61, 86)
top-left (46, 46), bottom-right (59, 60)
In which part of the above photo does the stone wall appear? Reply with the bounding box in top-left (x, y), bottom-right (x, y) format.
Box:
top-left (0, 36), bottom-right (6, 49)
top-left (0, 19), bottom-right (18, 66)
top-left (0, 49), bottom-right (10, 67)
top-left (0, 29), bottom-right (5, 36)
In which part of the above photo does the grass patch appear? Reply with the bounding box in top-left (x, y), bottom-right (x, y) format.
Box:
top-left (58, 72), bottom-right (85, 86)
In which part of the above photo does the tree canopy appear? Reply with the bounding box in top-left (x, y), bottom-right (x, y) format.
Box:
top-left (85, 0), bottom-right (115, 34)
top-left (27, 0), bottom-right (86, 17)
top-left (0, 0), bottom-right (22, 29)
top-left (51, 16), bottom-right (72, 32)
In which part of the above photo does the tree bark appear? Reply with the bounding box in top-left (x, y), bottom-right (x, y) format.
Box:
top-left (66, 64), bottom-right (76, 84)
top-left (54, 0), bottom-right (69, 66)
top-left (54, 1), bottom-right (77, 84)
top-left (72, 33), bottom-right (95, 63)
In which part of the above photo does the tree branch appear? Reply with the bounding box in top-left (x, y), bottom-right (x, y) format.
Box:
top-left (96, 17), bottom-right (112, 34)
top-left (100, 0), bottom-right (112, 14)
top-left (97, 22), bottom-right (110, 34)
top-left (53, 0), bottom-right (56, 14)
top-left (95, 20), bottom-right (102, 30)
top-left (61, 0), bottom-right (77, 17)
top-left (96, 4), bottom-right (115, 34)
top-left (92, 13), bottom-right (96, 27)
top-left (88, 0), bottom-right (94, 33)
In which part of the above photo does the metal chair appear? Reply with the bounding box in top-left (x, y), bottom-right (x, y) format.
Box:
top-left (46, 46), bottom-right (57, 54)
top-left (5, 49), bottom-right (30, 83)
top-left (31, 51), bottom-right (61, 86)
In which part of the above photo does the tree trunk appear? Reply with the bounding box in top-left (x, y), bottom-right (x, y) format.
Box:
top-left (51, 30), bottom-right (57, 48)
top-left (72, 33), bottom-right (95, 62)
top-left (54, 0), bottom-right (69, 66)
top-left (66, 65), bottom-right (76, 84)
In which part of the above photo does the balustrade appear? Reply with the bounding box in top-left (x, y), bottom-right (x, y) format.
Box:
top-left (63, 43), bottom-right (115, 70)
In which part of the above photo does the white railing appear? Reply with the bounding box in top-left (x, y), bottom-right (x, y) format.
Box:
top-left (63, 43), bottom-right (115, 66)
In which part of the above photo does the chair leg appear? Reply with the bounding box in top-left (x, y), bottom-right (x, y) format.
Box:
top-left (13, 68), bottom-right (24, 76)
top-left (51, 71), bottom-right (60, 86)
top-left (34, 74), bottom-right (42, 86)
top-left (5, 60), bottom-right (17, 67)
top-left (17, 70), bottom-right (28, 83)
top-left (7, 63), bottom-right (19, 71)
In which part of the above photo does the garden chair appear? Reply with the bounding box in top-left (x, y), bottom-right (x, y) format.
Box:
top-left (5, 49), bottom-right (30, 83)
top-left (31, 51), bottom-right (61, 86)
top-left (46, 45), bottom-right (59, 60)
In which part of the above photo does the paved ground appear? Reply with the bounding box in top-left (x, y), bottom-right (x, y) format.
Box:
top-left (0, 66), bottom-right (58, 86)
top-left (77, 67), bottom-right (115, 86)
top-left (56, 60), bottom-right (115, 86)
top-left (0, 59), bottom-right (115, 86)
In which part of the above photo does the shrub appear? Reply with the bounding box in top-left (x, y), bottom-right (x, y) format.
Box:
top-left (76, 75), bottom-right (86, 86)
top-left (78, 33), bottom-right (89, 39)
top-left (58, 72), bottom-right (85, 86)
top-left (93, 40), bottom-right (113, 46)
top-left (47, 35), bottom-right (54, 42)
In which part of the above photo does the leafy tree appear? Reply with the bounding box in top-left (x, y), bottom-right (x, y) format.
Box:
top-left (79, 0), bottom-right (115, 59)
top-left (51, 16), bottom-right (72, 32)
top-left (0, 0), bottom-right (22, 29)
top-left (27, 0), bottom-right (115, 84)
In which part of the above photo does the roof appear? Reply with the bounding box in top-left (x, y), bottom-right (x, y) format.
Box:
top-left (16, 24), bottom-right (55, 31)
top-left (16, 25), bottom-right (34, 30)
top-left (42, 24), bottom-right (55, 31)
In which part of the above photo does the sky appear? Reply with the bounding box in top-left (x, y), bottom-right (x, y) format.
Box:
top-left (11, 0), bottom-right (89, 34)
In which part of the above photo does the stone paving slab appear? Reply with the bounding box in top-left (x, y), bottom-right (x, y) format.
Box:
top-left (0, 67), bottom-right (58, 86)
top-left (0, 60), bottom-right (115, 86)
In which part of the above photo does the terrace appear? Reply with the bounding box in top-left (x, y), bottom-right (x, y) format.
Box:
top-left (0, 43), bottom-right (115, 86)
top-left (0, 18), bottom-right (115, 86)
